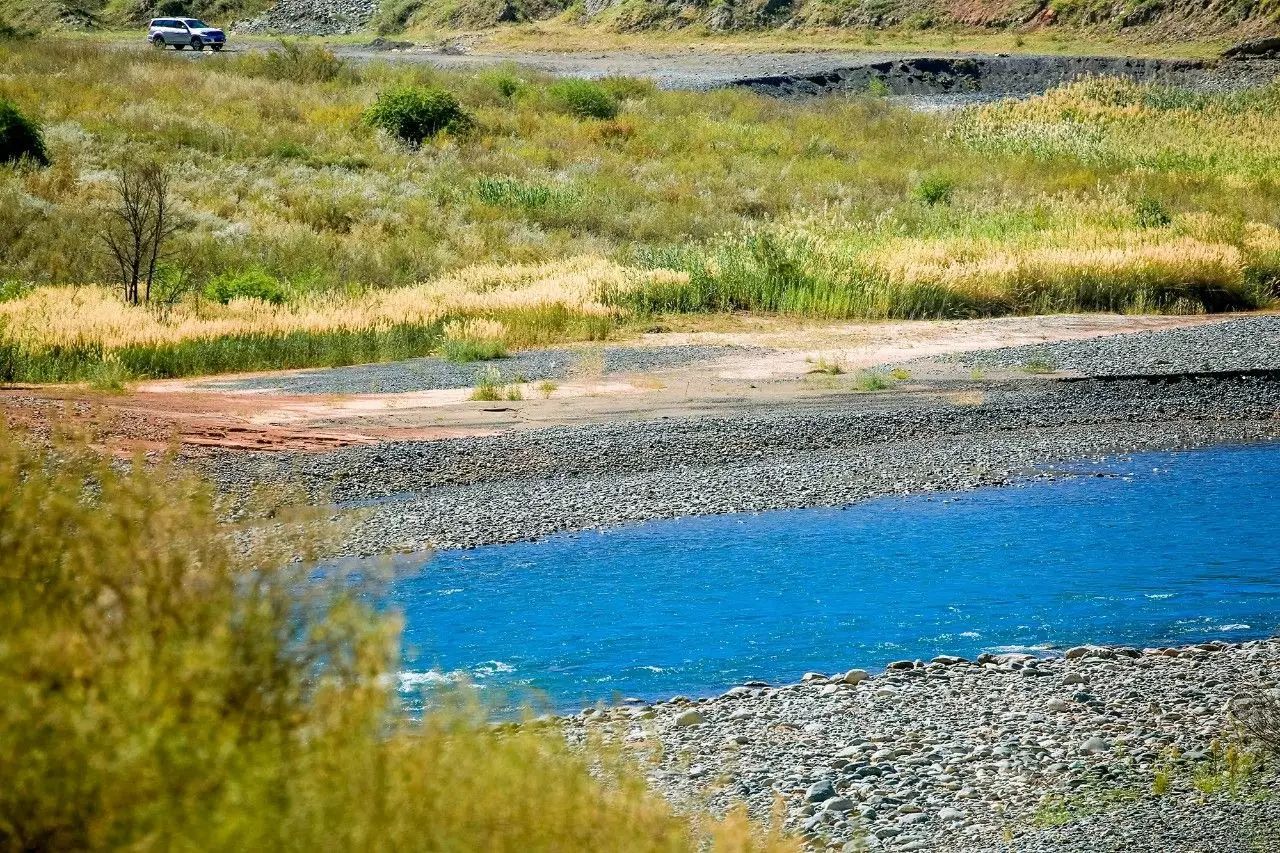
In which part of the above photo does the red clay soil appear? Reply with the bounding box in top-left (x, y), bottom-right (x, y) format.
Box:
top-left (0, 387), bottom-right (485, 455)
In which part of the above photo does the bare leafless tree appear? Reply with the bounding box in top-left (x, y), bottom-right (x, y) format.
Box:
top-left (100, 162), bottom-right (181, 305)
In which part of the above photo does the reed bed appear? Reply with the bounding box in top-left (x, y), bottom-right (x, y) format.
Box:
top-left (622, 218), bottom-right (1275, 320)
top-left (0, 258), bottom-right (664, 382)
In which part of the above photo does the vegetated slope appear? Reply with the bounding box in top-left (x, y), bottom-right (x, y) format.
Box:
top-left (0, 0), bottom-right (272, 29)
top-left (380, 0), bottom-right (1280, 37)
top-left (4, 0), bottom-right (1277, 34)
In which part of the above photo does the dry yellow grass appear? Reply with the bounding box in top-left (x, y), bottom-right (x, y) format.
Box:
top-left (868, 235), bottom-right (1243, 298)
top-left (0, 257), bottom-right (682, 354)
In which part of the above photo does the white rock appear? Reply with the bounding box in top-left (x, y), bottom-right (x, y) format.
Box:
top-left (1080, 736), bottom-right (1110, 754)
top-left (674, 710), bottom-right (706, 727)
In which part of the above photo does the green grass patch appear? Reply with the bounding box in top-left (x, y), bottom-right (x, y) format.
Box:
top-left (0, 323), bottom-right (445, 383)
top-left (441, 335), bottom-right (508, 362)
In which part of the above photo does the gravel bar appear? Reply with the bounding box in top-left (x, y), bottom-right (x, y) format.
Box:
top-left (956, 315), bottom-right (1280, 377)
top-left (197, 344), bottom-right (759, 395)
top-left (567, 640), bottom-right (1280, 853)
top-left (205, 373), bottom-right (1280, 553)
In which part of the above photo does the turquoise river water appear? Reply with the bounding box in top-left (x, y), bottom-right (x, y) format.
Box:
top-left (387, 442), bottom-right (1280, 711)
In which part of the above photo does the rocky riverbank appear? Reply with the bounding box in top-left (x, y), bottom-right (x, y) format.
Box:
top-left (200, 315), bottom-right (1280, 555)
top-left (189, 317), bottom-right (1280, 848)
top-left (565, 640), bottom-right (1280, 852)
top-left (204, 372), bottom-right (1280, 554)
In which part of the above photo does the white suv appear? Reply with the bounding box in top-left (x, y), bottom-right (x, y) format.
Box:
top-left (148, 18), bottom-right (226, 51)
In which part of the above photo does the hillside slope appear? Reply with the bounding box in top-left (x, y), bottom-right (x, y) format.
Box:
top-left (0, 0), bottom-right (271, 29)
top-left (380, 0), bottom-right (1280, 39)
top-left (1, 0), bottom-right (1278, 46)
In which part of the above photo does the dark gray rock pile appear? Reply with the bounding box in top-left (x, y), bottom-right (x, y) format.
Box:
top-left (234, 0), bottom-right (377, 35)
top-left (204, 373), bottom-right (1280, 553)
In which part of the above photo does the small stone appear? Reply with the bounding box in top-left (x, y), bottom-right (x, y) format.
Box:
top-left (823, 797), bottom-right (856, 812)
top-left (843, 669), bottom-right (871, 685)
top-left (931, 655), bottom-right (968, 666)
top-left (1080, 736), bottom-right (1110, 754)
top-left (805, 780), bottom-right (836, 803)
top-left (674, 710), bottom-right (706, 727)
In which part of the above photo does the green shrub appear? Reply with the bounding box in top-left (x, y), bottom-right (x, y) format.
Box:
top-left (473, 175), bottom-right (577, 211)
top-left (852, 371), bottom-right (893, 391)
top-left (0, 16), bottom-right (34, 39)
top-left (481, 68), bottom-right (524, 99)
top-left (470, 366), bottom-right (503, 400)
top-left (0, 99), bottom-right (48, 167)
top-left (364, 86), bottom-right (472, 145)
top-left (253, 40), bottom-right (350, 84)
top-left (547, 79), bottom-right (619, 120)
top-left (0, 432), bottom-right (801, 852)
top-left (913, 173), bottom-right (955, 206)
top-left (0, 280), bottom-right (32, 302)
top-left (597, 76), bottom-right (656, 102)
top-left (1134, 194), bottom-right (1172, 228)
top-left (1022, 356), bottom-right (1056, 374)
top-left (204, 269), bottom-right (288, 304)
top-left (375, 0), bottom-right (423, 33)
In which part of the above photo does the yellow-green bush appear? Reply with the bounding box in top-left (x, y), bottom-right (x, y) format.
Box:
top-left (0, 428), bottom-right (796, 851)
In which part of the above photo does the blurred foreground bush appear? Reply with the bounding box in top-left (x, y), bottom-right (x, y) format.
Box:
top-left (0, 429), bottom-right (795, 852)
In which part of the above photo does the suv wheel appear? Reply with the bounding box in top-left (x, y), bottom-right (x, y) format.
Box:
top-left (151, 36), bottom-right (165, 49)
top-left (191, 37), bottom-right (204, 51)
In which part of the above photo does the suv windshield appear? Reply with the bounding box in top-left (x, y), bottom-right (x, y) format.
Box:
top-left (182, 19), bottom-right (209, 27)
